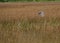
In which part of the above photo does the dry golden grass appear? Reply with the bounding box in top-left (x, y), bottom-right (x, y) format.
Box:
top-left (0, 2), bottom-right (60, 43)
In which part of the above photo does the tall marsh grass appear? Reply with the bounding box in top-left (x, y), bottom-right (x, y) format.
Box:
top-left (0, 15), bottom-right (60, 43)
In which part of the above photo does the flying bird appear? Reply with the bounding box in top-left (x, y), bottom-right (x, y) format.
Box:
top-left (38, 11), bottom-right (45, 17)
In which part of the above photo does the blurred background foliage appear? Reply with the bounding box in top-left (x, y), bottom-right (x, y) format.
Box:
top-left (0, 0), bottom-right (59, 2)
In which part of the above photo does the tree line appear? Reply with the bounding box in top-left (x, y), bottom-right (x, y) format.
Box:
top-left (0, 0), bottom-right (55, 2)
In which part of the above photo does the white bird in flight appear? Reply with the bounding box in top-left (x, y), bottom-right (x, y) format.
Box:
top-left (38, 11), bottom-right (45, 17)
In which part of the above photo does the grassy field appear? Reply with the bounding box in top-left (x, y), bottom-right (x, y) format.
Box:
top-left (0, 2), bottom-right (60, 43)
